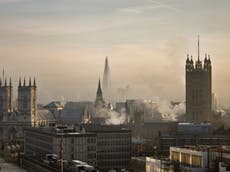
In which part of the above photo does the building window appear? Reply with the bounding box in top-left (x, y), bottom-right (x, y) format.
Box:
top-left (171, 151), bottom-right (180, 162)
top-left (192, 155), bottom-right (202, 167)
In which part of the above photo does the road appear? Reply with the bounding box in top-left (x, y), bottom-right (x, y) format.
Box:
top-left (0, 158), bottom-right (26, 172)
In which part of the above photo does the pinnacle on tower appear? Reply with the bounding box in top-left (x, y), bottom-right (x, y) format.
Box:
top-left (208, 55), bottom-right (211, 64)
top-left (29, 77), bottom-right (32, 86)
top-left (186, 54), bottom-right (189, 63)
top-left (9, 77), bottom-right (12, 87)
top-left (33, 77), bottom-right (36, 87)
top-left (23, 77), bottom-right (26, 86)
top-left (19, 77), bottom-right (22, 87)
top-left (4, 78), bottom-right (7, 86)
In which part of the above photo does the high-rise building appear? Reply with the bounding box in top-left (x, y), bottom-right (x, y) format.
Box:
top-left (102, 57), bottom-right (111, 100)
top-left (185, 37), bottom-right (212, 122)
top-left (18, 77), bottom-right (37, 126)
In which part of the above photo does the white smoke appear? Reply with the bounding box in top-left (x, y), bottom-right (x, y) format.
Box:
top-left (105, 110), bottom-right (126, 125)
top-left (157, 100), bottom-right (185, 121)
top-left (95, 108), bottom-right (127, 125)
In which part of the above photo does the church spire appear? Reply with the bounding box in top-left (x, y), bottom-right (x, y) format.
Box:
top-left (97, 78), bottom-right (102, 95)
top-left (95, 78), bottom-right (104, 107)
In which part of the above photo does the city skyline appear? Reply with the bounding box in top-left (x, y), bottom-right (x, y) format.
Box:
top-left (0, 0), bottom-right (230, 104)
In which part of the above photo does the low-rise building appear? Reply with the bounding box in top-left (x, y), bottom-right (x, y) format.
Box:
top-left (146, 157), bottom-right (174, 172)
top-left (81, 124), bottom-right (131, 172)
top-left (159, 123), bottom-right (230, 155)
top-left (24, 126), bottom-right (97, 166)
top-left (170, 146), bottom-right (230, 172)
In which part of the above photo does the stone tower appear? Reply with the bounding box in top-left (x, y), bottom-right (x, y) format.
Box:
top-left (18, 77), bottom-right (37, 126)
top-left (0, 78), bottom-right (13, 116)
top-left (186, 37), bottom-right (212, 122)
top-left (102, 57), bottom-right (111, 100)
top-left (95, 79), bottom-right (105, 108)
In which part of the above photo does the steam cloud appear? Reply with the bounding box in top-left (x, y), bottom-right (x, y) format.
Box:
top-left (94, 108), bottom-right (127, 125)
top-left (157, 100), bottom-right (185, 121)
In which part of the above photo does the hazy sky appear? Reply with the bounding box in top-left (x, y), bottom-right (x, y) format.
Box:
top-left (0, 0), bottom-right (230, 104)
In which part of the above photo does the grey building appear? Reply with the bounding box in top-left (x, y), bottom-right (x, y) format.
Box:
top-left (185, 37), bottom-right (212, 122)
top-left (0, 77), bottom-right (39, 162)
top-left (24, 126), bottom-right (97, 166)
top-left (159, 123), bottom-right (230, 155)
top-left (81, 124), bottom-right (131, 172)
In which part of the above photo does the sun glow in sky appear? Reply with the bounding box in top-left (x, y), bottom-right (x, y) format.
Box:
top-left (0, 0), bottom-right (230, 104)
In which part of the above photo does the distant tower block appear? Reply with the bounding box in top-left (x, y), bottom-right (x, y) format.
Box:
top-left (185, 36), bottom-right (212, 122)
top-left (102, 57), bottom-right (112, 100)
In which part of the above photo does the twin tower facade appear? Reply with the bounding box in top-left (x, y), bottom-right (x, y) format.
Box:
top-left (0, 77), bottom-right (37, 126)
top-left (185, 37), bottom-right (212, 122)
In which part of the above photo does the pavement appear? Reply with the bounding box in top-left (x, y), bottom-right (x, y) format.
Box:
top-left (0, 158), bottom-right (26, 172)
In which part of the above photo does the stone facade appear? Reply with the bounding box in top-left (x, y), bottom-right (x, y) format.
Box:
top-left (186, 37), bottom-right (212, 122)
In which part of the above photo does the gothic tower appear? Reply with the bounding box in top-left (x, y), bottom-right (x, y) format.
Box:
top-left (102, 57), bottom-right (111, 100)
top-left (18, 77), bottom-right (37, 126)
top-left (95, 78), bottom-right (105, 108)
top-left (0, 77), bottom-right (13, 116)
top-left (186, 36), bottom-right (212, 122)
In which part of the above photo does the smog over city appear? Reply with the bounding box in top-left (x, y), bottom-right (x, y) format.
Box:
top-left (0, 0), bottom-right (230, 172)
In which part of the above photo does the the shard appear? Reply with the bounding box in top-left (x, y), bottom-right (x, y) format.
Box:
top-left (102, 57), bottom-right (111, 100)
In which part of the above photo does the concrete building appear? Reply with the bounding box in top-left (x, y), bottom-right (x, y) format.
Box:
top-left (186, 37), bottom-right (212, 122)
top-left (24, 126), bottom-right (97, 166)
top-left (81, 124), bottom-right (131, 172)
top-left (159, 123), bottom-right (230, 155)
top-left (170, 146), bottom-right (230, 172)
top-left (146, 157), bottom-right (173, 172)
top-left (130, 157), bottom-right (146, 172)
top-left (177, 123), bottom-right (213, 135)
